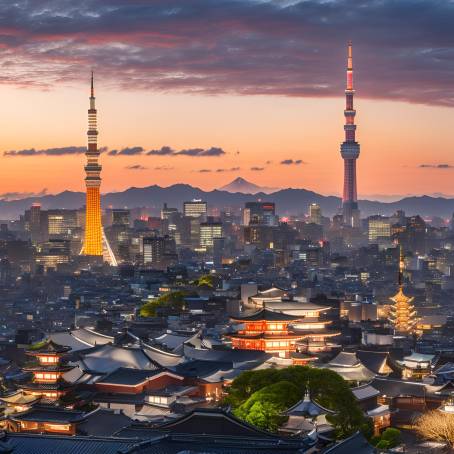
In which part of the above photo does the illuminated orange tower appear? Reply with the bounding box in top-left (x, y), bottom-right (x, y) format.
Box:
top-left (340, 42), bottom-right (361, 227)
top-left (83, 72), bottom-right (103, 256)
top-left (390, 246), bottom-right (417, 334)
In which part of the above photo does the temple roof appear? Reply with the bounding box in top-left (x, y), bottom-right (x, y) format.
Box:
top-left (76, 344), bottom-right (163, 374)
top-left (370, 377), bottom-right (426, 398)
top-left (324, 431), bottom-right (375, 454)
top-left (0, 433), bottom-right (136, 454)
top-left (322, 352), bottom-right (376, 382)
top-left (356, 350), bottom-right (391, 375)
top-left (230, 309), bottom-right (301, 322)
top-left (351, 384), bottom-right (380, 401)
top-left (11, 406), bottom-right (86, 424)
top-left (286, 392), bottom-right (334, 417)
top-left (26, 339), bottom-right (71, 355)
top-left (97, 367), bottom-right (182, 386)
top-left (390, 287), bottom-right (414, 304)
top-left (0, 391), bottom-right (39, 405)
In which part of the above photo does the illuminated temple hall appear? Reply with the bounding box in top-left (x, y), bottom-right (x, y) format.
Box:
top-left (390, 248), bottom-right (417, 335)
top-left (228, 302), bottom-right (339, 359)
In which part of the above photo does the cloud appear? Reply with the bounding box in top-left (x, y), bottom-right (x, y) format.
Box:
top-left (147, 146), bottom-right (225, 157)
top-left (4, 146), bottom-right (87, 157)
top-left (419, 164), bottom-right (454, 168)
top-left (196, 166), bottom-right (240, 173)
top-left (1, 1), bottom-right (454, 105)
top-left (280, 159), bottom-right (303, 165)
top-left (125, 164), bottom-right (147, 170)
top-left (109, 147), bottom-right (144, 156)
top-left (154, 165), bottom-right (174, 170)
top-left (0, 188), bottom-right (47, 201)
top-left (250, 166), bottom-right (264, 171)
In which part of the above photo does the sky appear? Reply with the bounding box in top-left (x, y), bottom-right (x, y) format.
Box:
top-left (1, 0), bottom-right (454, 200)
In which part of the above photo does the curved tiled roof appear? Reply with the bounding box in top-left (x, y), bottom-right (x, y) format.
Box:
top-left (230, 309), bottom-right (302, 322)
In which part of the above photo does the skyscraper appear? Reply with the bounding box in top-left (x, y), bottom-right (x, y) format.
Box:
top-left (83, 73), bottom-right (103, 256)
top-left (340, 42), bottom-right (360, 227)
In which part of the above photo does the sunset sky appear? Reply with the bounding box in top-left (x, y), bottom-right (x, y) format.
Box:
top-left (1, 0), bottom-right (454, 200)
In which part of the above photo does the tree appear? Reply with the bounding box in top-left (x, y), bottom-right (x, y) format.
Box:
top-left (415, 411), bottom-right (454, 447)
top-left (139, 291), bottom-right (187, 317)
top-left (225, 366), bottom-right (370, 437)
top-left (233, 380), bottom-right (303, 432)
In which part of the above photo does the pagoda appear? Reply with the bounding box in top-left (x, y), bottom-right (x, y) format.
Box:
top-left (21, 339), bottom-right (74, 401)
top-left (389, 247), bottom-right (417, 334)
top-left (227, 309), bottom-right (308, 358)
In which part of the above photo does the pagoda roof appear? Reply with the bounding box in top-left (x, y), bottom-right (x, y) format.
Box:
top-left (286, 392), bottom-right (334, 417)
top-left (23, 364), bottom-right (73, 372)
top-left (390, 287), bottom-right (414, 304)
top-left (26, 339), bottom-right (71, 355)
top-left (0, 391), bottom-right (39, 405)
top-left (22, 382), bottom-right (73, 391)
top-left (230, 309), bottom-right (301, 322)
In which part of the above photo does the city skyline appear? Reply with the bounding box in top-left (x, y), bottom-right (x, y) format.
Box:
top-left (1, 1), bottom-right (454, 198)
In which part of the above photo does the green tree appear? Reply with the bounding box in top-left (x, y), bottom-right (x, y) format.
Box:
top-left (139, 291), bottom-right (187, 317)
top-left (233, 380), bottom-right (303, 432)
top-left (225, 365), bottom-right (370, 438)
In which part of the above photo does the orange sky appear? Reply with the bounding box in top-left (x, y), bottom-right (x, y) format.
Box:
top-left (1, 84), bottom-right (454, 199)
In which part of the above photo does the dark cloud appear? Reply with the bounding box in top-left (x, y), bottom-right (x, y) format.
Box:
top-left (280, 159), bottom-right (303, 165)
top-left (250, 166), bottom-right (264, 171)
top-left (419, 163), bottom-right (454, 168)
top-left (4, 146), bottom-right (86, 156)
top-left (125, 164), bottom-right (147, 170)
top-left (109, 147), bottom-right (144, 156)
top-left (147, 146), bottom-right (225, 157)
top-left (196, 166), bottom-right (240, 173)
top-left (0, 188), bottom-right (47, 201)
top-left (154, 165), bottom-right (174, 170)
top-left (0, 1), bottom-right (453, 105)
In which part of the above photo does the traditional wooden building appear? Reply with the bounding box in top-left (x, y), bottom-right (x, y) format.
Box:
top-left (21, 339), bottom-right (74, 401)
top-left (228, 309), bottom-right (307, 358)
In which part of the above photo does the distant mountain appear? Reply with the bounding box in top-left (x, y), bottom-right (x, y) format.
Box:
top-left (1, 184), bottom-right (454, 220)
top-left (219, 177), bottom-right (277, 194)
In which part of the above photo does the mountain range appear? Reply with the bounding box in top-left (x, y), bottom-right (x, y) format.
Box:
top-left (0, 178), bottom-right (453, 220)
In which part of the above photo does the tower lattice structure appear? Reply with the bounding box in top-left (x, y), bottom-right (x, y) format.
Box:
top-left (83, 72), bottom-right (103, 256)
top-left (340, 42), bottom-right (361, 227)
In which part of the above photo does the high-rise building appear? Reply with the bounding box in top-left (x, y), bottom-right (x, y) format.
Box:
top-left (83, 72), bottom-right (103, 256)
top-left (243, 202), bottom-right (276, 226)
top-left (142, 235), bottom-right (177, 269)
top-left (308, 203), bottom-right (322, 225)
top-left (29, 203), bottom-right (42, 244)
top-left (183, 200), bottom-right (207, 218)
top-left (368, 216), bottom-right (391, 244)
top-left (200, 217), bottom-right (223, 250)
top-left (340, 42), bottom-right (361, 227)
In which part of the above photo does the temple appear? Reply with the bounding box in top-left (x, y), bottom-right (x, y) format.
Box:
top-left (228, 300), bottom-right (340, 359)
top-left (21, 339), bottom-right (73, 401)
top-left (389, 247), bottom-right (417, 334)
